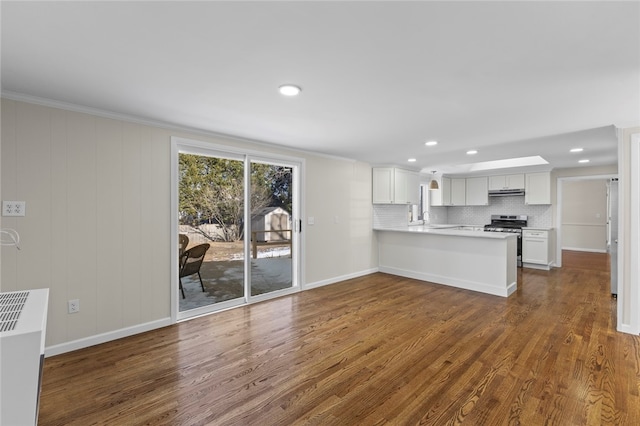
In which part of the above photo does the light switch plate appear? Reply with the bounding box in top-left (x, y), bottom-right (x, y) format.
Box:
top-left (2, 201), bottom-right (26, 217)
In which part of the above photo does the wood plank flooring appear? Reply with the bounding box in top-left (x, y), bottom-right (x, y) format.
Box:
top-left (562, 249), bottom-right (610, 273)
top-left (38, 251), bottom-right (640, 425)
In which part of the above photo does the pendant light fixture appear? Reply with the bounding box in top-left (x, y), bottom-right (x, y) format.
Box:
top-left (429, 171), bottom-right (439, 190)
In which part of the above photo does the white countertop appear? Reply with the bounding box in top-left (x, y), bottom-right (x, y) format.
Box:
top-left (522, 227), bottom-right (554, 231)
top-left (374, 225), bottom-right (517, 239)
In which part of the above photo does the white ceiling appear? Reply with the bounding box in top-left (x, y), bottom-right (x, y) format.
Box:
top-left (2, 1), bottom-right (638, 174)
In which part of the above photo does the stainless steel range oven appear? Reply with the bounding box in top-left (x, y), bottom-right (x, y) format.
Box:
top-left (484, 215), bottom-right (528, 266)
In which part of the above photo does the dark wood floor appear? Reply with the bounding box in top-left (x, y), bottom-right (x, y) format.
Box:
top-left (39, 251), bottom-right (639, 425)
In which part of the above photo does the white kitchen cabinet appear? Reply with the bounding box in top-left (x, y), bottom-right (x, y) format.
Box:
top-left (465, 177), bottom-right (489, 206)
top-left (395, 168), bottom-right (420, 205)
top-left (450, 178), bottom-right (466, 206)
top-left (442, 177), bottom-right (452, 206)
top-left (522, 229), bottom-right (552, 269)
top-left (372, 167), bottom-right (419, 205)
top-left (432, 177), bottom-right (464, 206)
top-left (430, 176), bottom-right (451, 206)
top-left (525, 172), bottom-right (551, 205)
top-left (372, 168), bottom-right (394, 203)
top-left (488, 174), bottom-right (525, 190)
top-left (430, 181), bottom-right (442, 206)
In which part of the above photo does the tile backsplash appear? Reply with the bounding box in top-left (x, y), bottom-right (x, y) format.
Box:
top-left (372, 204), bottom-right (411, 228)
top-left (373, 195), bottom-right (552, 228)
top-left (446, 196), bottom-right (552, 228)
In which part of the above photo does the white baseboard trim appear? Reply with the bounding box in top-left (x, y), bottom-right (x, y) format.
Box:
top-left (379, 266), bottom-right (514, 298)
top-left (45, 317), bottom-right (172, 357)
top-left (44, 269), bottom-right (380, 357)
top-left (304, 268), bottom-right (379, 290)
top-left (523, 262), bottom-right (552, 271)
top-left (562, 247), bottom-right (607, 253)
top-left (617, 323), bottom-right (639, 335)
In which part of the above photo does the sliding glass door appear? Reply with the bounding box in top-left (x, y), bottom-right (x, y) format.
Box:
top-left (173, 139), bottom-right (300, 319)
top-left (177, 152), bottom-right (246, 313)
top-left (249, 160), bottom-right (295, 299)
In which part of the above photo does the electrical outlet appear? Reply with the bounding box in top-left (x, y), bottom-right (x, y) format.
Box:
top-left (2, 201), bottom-right (26, 217)
top-left (68, 299), bottom-right (80, 314)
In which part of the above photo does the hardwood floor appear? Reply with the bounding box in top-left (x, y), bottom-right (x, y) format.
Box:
top-left (562, 249), bottom-right (610, 273)
top-left (38, 251), bottom-right (639, 425)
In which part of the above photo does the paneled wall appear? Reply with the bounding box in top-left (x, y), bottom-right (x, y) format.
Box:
top-left (1, 99), bottom-right (377, 352)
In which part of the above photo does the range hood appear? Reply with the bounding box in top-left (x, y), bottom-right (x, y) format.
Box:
top-left (488, 188), bottom-right (525, 197)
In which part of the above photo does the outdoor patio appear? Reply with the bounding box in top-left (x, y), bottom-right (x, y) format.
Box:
top-left (179, 242), bottom-right (292, 311)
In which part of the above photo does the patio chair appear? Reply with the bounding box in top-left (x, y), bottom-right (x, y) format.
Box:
top-left (178, 243), bottom-right (210, 299)
top-left (179, 233), bottom-right (189, 255)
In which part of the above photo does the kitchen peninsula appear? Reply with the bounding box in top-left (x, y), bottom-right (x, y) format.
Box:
top-left (375, 225), bottom-right (518, 297)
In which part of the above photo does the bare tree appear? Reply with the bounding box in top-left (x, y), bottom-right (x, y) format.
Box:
top-left (179, 154), bottom-right (275, 242)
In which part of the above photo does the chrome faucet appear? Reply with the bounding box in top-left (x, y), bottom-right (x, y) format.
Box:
top-left (423, 211), bottom-right (431, 224)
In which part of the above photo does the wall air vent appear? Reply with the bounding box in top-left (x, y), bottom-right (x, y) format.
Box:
top-left (0, 290), bottom-right (29, 332)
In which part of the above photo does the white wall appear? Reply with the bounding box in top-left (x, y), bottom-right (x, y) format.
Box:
top-left (551, 165), bottom-right (618, 226)
top-left (561, 179), bottom-right (608, 252)
top-left (0, 98), bottom-right (378, 351)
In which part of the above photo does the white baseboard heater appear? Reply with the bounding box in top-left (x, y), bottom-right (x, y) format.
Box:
top-left (1, 288), bottom-right (49, 426)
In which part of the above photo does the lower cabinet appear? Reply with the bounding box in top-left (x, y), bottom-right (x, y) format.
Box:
top-left (522, 229), bottom-right (552, 270)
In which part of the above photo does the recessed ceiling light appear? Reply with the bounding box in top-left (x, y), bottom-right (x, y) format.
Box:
top-left (278, 84), bottom-right (302, 96)
top-left (579, 159), bottom-right (590, 163)
top-left (570, 148), bottom-right (584, 153)
top-left (408, 158), bottom-right (417, 162)
top-left (425, 140), bottom-right (438, 146)
top-left (466, 150), bottom-right (478, 155)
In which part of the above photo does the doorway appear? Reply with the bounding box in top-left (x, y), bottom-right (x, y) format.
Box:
top-left (171, 138), bottom-right (301, 320)
top-left (555, 174), bottom-right (617, 268)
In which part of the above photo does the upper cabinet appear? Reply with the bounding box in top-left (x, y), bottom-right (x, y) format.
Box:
top-left (431, 177), bottom-right (450, 206)
top-left (372, 168), bottom-right (394, 203)
top-left (372, 167), bottom-right (419, 205)
top-left (432, 176), bottom-right (485, 206)
top-left (525, 172), bottom-right (551, 205)
top-left (428, 171), bottom-right (551, 207)
top-left (488, 174), bottom-right (525, 191)
top-left (450, 178), bottom-right (466, 206)
top-left (395, 168), bottom-right (420, 204)
top-left (465, 177), bottom-right (489, 206)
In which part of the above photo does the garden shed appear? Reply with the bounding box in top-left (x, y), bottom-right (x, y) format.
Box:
top-left (251, 207), bottom-right (291, 242)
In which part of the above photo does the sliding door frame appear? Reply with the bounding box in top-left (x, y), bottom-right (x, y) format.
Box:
top-left (170, 136), bottom-right (305, 322)
top-left (246, 155), bottom-right (302, 304)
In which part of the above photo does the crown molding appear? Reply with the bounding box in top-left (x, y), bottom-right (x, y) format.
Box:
top-left (1, 90), bottom-right (358, 164)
